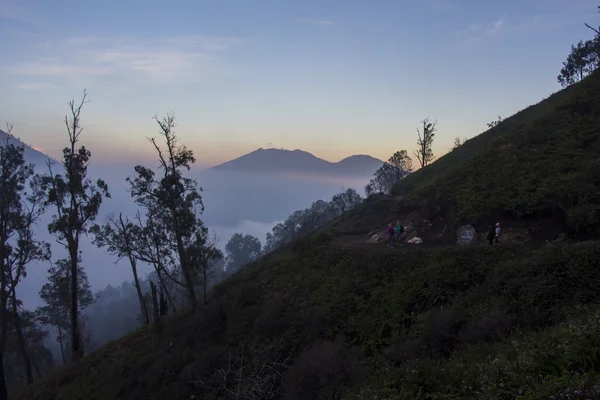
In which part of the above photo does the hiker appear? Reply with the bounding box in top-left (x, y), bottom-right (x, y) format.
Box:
top-left (395, 220), bottom-right (404, 242)
top-left (487, 224), bottom-right (495, 245)
top-left (386, 223), bottom-right (395, 247)
top-left (494, 222), bottom-right (501, 244)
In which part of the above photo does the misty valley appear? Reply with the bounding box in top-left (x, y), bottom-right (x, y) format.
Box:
top-left (0, 112), bottom-right (382, 395)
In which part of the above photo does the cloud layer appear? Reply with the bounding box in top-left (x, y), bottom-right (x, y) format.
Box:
top-left (6, 34), bottom-right (245, 88)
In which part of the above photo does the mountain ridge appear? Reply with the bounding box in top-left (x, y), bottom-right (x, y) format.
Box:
top-left (0, 129), bottom-right (54, 166)
top-left (211, 147), bottom-right (384, 177)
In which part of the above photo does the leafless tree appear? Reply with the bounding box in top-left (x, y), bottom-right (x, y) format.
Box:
top-left (187, 337), bottom-right (292, 399)
top-left (414, 117), bottom-right (437, 168)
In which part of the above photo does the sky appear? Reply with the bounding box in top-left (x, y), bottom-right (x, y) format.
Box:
top-left (0, 0), bottom-right (598, 168)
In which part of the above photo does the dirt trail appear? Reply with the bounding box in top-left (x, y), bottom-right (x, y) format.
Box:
top-left (328, 234), bottom-right (453, 253)
top-left (328, 233), bottom-right (544, 254)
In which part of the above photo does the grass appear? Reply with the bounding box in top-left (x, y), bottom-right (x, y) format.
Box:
top-left (15, 67), bottom-right (600, 400)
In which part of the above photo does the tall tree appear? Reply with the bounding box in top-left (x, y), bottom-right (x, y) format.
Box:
top-left (90, 213), bottom-right (150, 325)
top-left (224, 233), bottom-right (262, 273)
top-left (36, 259), bottom-right (93, 364)
top-left (0, 126), bottom-right (50, 399)
top-left (414, 118), bottom-right (436, 168)
top-left (41, 90), bottom-right (110, 361)
top-left (127, 114), bottom-right (207, 311)
top-left (557, 39), bottom-right (599, 87)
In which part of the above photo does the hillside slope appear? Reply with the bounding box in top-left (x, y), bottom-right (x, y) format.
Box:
top-left (15, 73), bottom-right (600, 400)
top-left (332, 70), bottom-right (600, 244)
top-left (0, 129), bottom-right (53, 166)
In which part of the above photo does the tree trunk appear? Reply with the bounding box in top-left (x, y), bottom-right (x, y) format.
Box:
top-left (32, 359), bottom-right (42, 379)
top-left (150, 282), bottom-right (160, 331)
top-left (0, 283), bottom-right (8, 400)
top-left (0, 352), bottom-right (7, 400)
top-left (175, 236), bottom-right (197, 311)
top-left (69, 247), bottom-right (82, 361)
top-left (120, 214), bottom-right (149, 325)
top-left (159, 288), bottom-right (168, 316)
top-left (154, 264), bottom-right (177, 313)
top-left (11, 299), bottom-right (33, 384)
top-left (203, 264), bottom-right (208, 305)
top-left (57, 326), bottom-right (66, 365)
top-left (129, 254), bottom-right (149, 325)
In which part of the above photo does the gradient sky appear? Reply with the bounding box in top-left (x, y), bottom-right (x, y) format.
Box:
top-left (0, 0), bottom-right (597, 167)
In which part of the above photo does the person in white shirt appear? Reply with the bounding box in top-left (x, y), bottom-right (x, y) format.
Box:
top-left (494, 222), bottom-right (501, 244)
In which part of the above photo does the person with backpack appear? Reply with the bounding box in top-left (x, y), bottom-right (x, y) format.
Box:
top-left (386, 223), bottom-right (395, 247)
top-left (395, 220), bottom-right (404, 242)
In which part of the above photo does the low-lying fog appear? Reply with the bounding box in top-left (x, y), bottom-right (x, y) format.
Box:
top-left (16, 163), bottom-right (371, 309)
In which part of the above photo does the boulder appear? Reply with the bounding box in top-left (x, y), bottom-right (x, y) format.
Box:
top-left (407, 237), bottom-right (423, 244)
top-left (456, 224), bottom-right (477, 246)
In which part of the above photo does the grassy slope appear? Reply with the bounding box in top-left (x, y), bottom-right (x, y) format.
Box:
top-left (17, 74), bottom-right (600, 400)
top-left (394, 70), bottom-right (600, 228)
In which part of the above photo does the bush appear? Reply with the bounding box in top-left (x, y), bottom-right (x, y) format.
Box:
top-left (282, 338), bottom-right (363, 400)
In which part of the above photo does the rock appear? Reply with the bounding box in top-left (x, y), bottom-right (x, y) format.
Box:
top-left (407, 237), bottom-right (423, 244)
top-left (456, 224), bottom-right (477, 246)
top-left (367, 230), bottom-right (387, 243)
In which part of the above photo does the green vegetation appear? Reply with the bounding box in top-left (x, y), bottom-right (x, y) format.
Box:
top-left (14, 239), bottom-right (600, 400)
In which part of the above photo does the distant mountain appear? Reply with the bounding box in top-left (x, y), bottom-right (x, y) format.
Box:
top-left (211, 148), bottom-right (384, 177)
top-left (0, 129), bottom-right (54, 166)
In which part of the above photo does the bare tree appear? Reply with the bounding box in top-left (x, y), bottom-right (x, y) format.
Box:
top-left (414, 117), bottom-right (437, 168)
top-left (187, 337), bottom-right (293, 399)
top-left (585, 5), bottom-right (600, 35)
top-left (41, 90), bottom-right (110, 361)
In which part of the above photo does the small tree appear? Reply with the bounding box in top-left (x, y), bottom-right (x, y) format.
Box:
top-left (36, 259), bottom-right (93, 364)
top-left (189, 232), bottom-right (222, 305)
top-left (452, 137), bottom-right (467, 150)
top-left (557, 39), bottom-right (599, 87)
top-left (487, 116), bottom-right (503, 129)
top-left (90, 213), bottom-right (149, 325)
top-left (224, 233), bottom-right (262, 273)
top-left (41, 90), bottom-right (109, 361)
top-left (4, 308), bottom-right (53, 388)
top-left (414, 118), bottom-right (436, 168)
